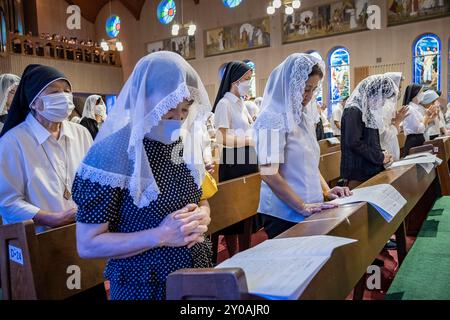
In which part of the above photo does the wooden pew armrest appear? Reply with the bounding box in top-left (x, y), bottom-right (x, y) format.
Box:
top-left (167, 268), bottom-right (255, 300)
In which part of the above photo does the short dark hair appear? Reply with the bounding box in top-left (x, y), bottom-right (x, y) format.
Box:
top-left (309, 64), bottom-right (324, 79)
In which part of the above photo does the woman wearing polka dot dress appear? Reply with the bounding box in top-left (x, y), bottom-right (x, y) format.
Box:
top-left (72, 52), bottom-right (213, 300)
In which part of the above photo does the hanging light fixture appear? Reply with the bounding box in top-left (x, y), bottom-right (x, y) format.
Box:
top-left (115, 40), bottom-right (123, 52)
top-left (171, 23), bottom-right (180, 36)
top-left (267, 1), bottom-right (301, 15)
top-left (170, 0), bottom-right (197, 36)
top-left (100, 39), bottom-right (109, 51)
top-left (187, 23), bottom-right (197, 36)
top-left (285, 6), bottom-right (294, 15)
top-left (292, 0), bottom-right (301, 9)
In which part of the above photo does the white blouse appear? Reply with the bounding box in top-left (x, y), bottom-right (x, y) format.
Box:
top-left (331, 103), bottom-right (343, 136)
top-left (214, 92), bottom-right (253, 140)
top-left (403, 102), bottom-right (426, 136)
top-left (0, 114), bottom-right (93, 232)
top-left (255, 113), bottom-right (323, 223)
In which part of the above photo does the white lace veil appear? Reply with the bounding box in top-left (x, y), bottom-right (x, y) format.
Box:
top-left (82, 95), bottom-right (105, 120)
top-left (77, 51), bottom-right (211, 208)
top-left (253, 53), bottom-right (325, 133)
top-left (345, 74), bottom-right (399, 130)
top-left (381, 72), bottom-right (403, 130)
top-left (0, 74), bottom-right (21, 116)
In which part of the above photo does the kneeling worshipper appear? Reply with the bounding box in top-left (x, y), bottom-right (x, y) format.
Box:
top-left (0, 65), bottom-right (93, 233)
top-left (253, 53), bottom-right (352, 239)
top-left (72, 51), bottom-right (213, 301)
top-left (80, 95), bottom-right (107, 139)
top-left (0, 73), bottom-right (21, 132)
top-left (340, 74), bottom-right (399, 189)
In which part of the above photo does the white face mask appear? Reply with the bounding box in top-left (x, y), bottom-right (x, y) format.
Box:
top-left (145, 119), bottom-right (183, 145)
top-left (37, 92), bottom-right (75, 122)
top-left (237, 80), bottom-right (251, 97)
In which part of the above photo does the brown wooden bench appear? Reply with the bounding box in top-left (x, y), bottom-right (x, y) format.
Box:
top-left (320, 151), bottom-right (341, 186)
top-left (166, 163), bottom-right (438, 300)
top-left (319, 139), bottom-right (340, 155)
top-left (421, 137), bottom-right (450, 195)
top-left (0, 221), bottom-right (105, 300)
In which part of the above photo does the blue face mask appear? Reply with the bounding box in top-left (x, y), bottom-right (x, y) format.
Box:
top-left (145, 119), bottom-right (183, 145)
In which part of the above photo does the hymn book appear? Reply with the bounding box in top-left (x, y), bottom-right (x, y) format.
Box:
top-left (330, 184), bottom-right (407, 222)
top-left (216, 236), bottom-right (357, 300)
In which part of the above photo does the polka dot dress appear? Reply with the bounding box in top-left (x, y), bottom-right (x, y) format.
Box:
top-left (72, 138), bottom-right (213, 301)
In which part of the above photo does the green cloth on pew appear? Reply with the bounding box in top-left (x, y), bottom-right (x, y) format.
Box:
top-left (386, 196), bottom-right (450, 300)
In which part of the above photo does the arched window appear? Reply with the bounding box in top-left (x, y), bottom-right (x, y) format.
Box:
top-left (306, 50), bottom-right (324, 104)
top-left (0, 8), bottom-right (6, 52)
top-left (223, 0), bottom-right (242, 8)
top-left (243, 59), bottom-right (256, 98)
top-left (413, 33), bottom-right (441, 92)
top-left (328, 47), bottom-right (351, 107)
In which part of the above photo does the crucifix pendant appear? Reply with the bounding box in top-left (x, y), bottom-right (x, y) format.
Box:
top-left (64, 187), bottom-right (72, 200)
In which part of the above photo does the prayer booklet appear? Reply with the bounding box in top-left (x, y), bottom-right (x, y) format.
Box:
top-left (326, 137), bottom-right (340, 145)
top-left (216, 235), bottom-right (357, 300)
top-left (388, 152), bottom-right (442, 174)
top-left (330, 184), bottom-right (407, 222)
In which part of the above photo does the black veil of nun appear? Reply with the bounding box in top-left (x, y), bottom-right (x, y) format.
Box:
top-left (0, 64), bottom-right (70, 137)
top-left (212, 61), bottom-right (251, 113)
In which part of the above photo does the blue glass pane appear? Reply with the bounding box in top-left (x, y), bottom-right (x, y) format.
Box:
top-left (329, 47), bottom-right (350, 104)
top-left (157, 0), bottom-right (177, 25)
top-left (106, 15), bottom-right (121, 38)
top-left (223, 0), bottom-right (243, 8)
top-left (330, 48), bottom-right (349, 67)
top-left (413, 34), bottom-right (441, 91)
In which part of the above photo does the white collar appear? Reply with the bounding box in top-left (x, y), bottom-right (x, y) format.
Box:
top-left (26, 113), bottom-right (74, 145)
top-left (224, 92), bottom-right (242, 105)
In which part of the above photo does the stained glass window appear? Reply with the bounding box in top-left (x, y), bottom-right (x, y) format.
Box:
top-left (157, 0), bottom-right (177, 25)
top-left (306, 50), bottom-right (324, 104)
top-left (329, 47), bottom-right (351, 107)
top-left (0, 9), bottom-right (6, 52)
top-left (106, 15), bottom-right (121, 38)
top-left (223, 0), bottom-right (243, 8)
top-left (413, 33), bottom-right (441, 92)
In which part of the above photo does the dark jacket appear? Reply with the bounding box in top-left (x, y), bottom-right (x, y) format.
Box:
top-left (340, 107), bottom-right (385, 182)
top-left (80, 117), bottom-right (99, 140)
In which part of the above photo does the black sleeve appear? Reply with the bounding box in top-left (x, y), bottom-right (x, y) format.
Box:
top-left (342, 108), bottom-right (384, 166)
top-left (72, 174), bottom-right (122, 224)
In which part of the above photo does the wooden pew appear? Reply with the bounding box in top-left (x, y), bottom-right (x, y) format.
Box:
top-left (208, 173), bottom-right (261, 262)
top-left (319, 139), bottom-right (341, 155)
top-left (398, 133), bottom-right (406, 155)
top-left (166, 163), bottom-right (437, 300)
top-left (422, 137), bottom-right (450, 195)
top-left (320, 151), bottom-right (341, 185)
top-left (0, 221), bottom-right (106, 300)
top-left (208, 173), bottom-right (261, 236)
